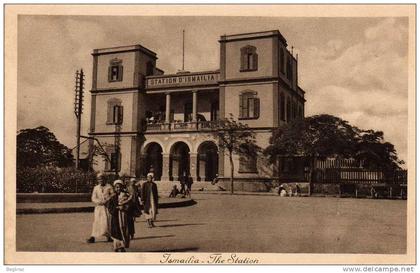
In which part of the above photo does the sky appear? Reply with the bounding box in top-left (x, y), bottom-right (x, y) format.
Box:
top-left (17, 16), bottom-right (409, 163)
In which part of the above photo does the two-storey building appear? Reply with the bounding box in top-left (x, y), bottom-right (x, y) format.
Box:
top-left (88, 30), bottom-right (306, 189)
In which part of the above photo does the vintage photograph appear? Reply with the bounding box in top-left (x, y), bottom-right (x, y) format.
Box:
top-left (5, 4), bottom-right (415, 265)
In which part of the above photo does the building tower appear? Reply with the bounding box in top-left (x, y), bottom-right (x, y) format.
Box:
top-left (88, 45), bottom-right (160, 176)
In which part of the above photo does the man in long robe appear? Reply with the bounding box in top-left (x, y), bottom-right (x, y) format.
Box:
top-left (126, 178), bottom-right (141, 239)
top-left (108, 180), bottom-right (131, 252)
top-left (141, 173), bottom-right (159, 228)
top-left (87, 173), bottom-right (114, 243)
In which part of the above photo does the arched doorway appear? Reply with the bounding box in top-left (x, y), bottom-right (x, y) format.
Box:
top-left (170, 142), bottom-right (190, 181)
top-left (197, 141), bottom-right (218, 181)
top-left (143, 142), bottom-right (163, 181)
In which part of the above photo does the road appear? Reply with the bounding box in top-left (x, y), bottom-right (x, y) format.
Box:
top-left (16, 193), bottom-right (407, 253)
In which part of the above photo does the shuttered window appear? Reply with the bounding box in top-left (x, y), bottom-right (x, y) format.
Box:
top-left (286, 97), bottom-right (291, 122)
top-left (240, 45), bottom-right (258, 72)
top-left (280, 48), bottom-right (285, 74)
top-left (105, 146), bottom-right (121, 172)
top-left (107, 98), bottom-right (123, 125)
top-left (279, 92), bottom-right (285, 121)
top-left (108, 59), bottom-right (123, 82)
top-left (239, 91), bottom-right (260, 119)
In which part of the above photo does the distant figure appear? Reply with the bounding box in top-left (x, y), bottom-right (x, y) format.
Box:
top-left (169, 185), bottom-right (179, 198)
top-left (211, 174), bottom-right (219, 185)
top-left (185, 174), bottom-right (193, 197)
top-left (142, 173), bottom-right (159, 228)
top-left (179, 173), bottom-right (187, 196)
top-left (295, 184), bottom-right (301, 197)
top-left (87, 173), bottom-right (114, 244)
top-left (278, 184), bottom-right (287, 197)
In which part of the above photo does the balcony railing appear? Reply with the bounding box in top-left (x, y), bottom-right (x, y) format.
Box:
top-left (145, 121), bottom-right (218, 132)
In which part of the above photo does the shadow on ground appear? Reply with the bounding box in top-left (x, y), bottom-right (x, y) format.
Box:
top-left (156, 223), bottom-right (206, 228)
top-left (132, 235), bottom-right (175, 241)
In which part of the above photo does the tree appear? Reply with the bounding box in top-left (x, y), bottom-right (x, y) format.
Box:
top-left (264, 114), bottom-right (404, 191)
top-left (213, 114), bottom-right (260, 194)
top-left (354, 129), bottom-right (404, 170)
top-left (17, 126), bottom-right (74, 168)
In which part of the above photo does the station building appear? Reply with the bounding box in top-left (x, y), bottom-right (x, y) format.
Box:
top-left (88, 30), bottom-right (306, 188)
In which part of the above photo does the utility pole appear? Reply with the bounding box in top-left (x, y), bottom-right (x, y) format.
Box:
top-left (114, 122), bottom-right (121, 177)
top-left (74, 69), bottom-right (85, 170)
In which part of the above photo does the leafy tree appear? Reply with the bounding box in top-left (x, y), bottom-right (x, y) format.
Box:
top-left (17, 126), bottom-right (74, 168)
top-left (213, 114), bottom-right (261, 194)
top-left (354, 129), bottom-right (404, 170)
top-left (264, 114), bottom-right (404, 190)
top-left (265, 114), bottom-right (357, 165)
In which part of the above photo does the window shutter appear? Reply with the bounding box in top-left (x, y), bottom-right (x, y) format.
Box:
top-left (239, 94), bottom-right (244, 118)
top-left (107, 102), bottom-right (112, 124)
top-left (280, 49), bottom-right (285, 74)
top-left (240, 52), bottom-right (247, 71)
top-left (254, 98), bottom-right (260, 118)
top-left (108, 66), bottom-right (112, 82)
top-left (252, 53), bottom-right (258, 70)
top-left (118, 66), bottom-right (123, 81)
top-left (118, 105), bottom-right (124, 124)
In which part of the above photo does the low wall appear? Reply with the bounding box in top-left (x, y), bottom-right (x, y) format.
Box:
top-left (218, 177), bottom-right (274, 192)
top-left (17, 193), bottom-right (91, 203)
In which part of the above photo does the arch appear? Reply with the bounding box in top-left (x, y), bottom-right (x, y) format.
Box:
top-left (169, 141), bottom-right (191, 181)
top-left (142, 139), bottom-right (166, 154)
top-left (240, 45), bottom-right (258, 71)
top-left (167, 139), bottom-right (193, 154)
top-left (142, 142), bottom-right (163, 181)
top-left (197, 141), bottom-right (219, 181)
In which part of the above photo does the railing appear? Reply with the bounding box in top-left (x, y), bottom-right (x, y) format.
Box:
top-left (198, 121), bottom-right (218, 130)
top-left (311, 168), bottom-right (407, 185)
top-left (145, 121), bottom-right (218, 132)
top-left (145, 123), bottom-right (164, 132)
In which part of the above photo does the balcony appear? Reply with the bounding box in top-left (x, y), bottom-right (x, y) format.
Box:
top-left (145, 121), bottom-right (218, 133)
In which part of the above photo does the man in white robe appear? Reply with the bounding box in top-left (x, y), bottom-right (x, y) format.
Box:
top-left (86, 173), bottom-right (114, 243)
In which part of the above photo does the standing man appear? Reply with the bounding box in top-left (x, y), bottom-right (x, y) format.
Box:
top-left (141, 173), bottom-right (159, 228)
top-left (86, 173), bottom-right (114, 243)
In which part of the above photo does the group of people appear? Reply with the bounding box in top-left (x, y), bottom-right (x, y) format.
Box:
top-left (169, 173), bottom-right (193, 198)
top-left (86, 172), bottom-right (158, 252)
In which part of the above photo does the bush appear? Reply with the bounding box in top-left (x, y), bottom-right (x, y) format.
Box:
top-left (16, 167), bottom-right (97, 193)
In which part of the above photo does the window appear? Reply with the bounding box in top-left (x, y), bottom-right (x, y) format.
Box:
top-left (280, 48), bottom-right (285, 74)
top-left (286, 56), bottom-right (293, 82)
top-left (279, 92), bottom-right (285, 121)
top-left (239, 91), bottom-right (260, 119)
top-left (108, 59), bottom-right (123, 82)
top-left (240, 45), bottom-right (258, 72)
top-left (107, 98), bottom-right (123, 125)
top-left (105, 146), bottom-right (121, 172)
top-left (286, 97), bottom-right (291, 122)
top-left (110, 151), bottom-right (121, 172)
top-left (239, 154), bottom-right (257, 173)
top-left (298, 105), bottom-right (303, 119)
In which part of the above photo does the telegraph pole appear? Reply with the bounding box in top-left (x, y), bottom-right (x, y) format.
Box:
top-left (74, 69), bottom-right (85, 170)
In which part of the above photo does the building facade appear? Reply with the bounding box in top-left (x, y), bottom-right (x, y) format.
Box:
top-left (88, 30), bottom-right (306, 185)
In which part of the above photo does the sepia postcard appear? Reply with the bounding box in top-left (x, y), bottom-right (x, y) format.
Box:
top-left (4, 4), bottom-right (416, 265)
